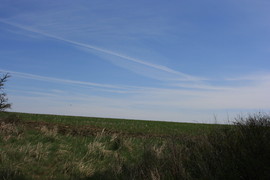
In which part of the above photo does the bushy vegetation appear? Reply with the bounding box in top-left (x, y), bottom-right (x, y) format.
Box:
top-left (0, 112), bottom-right (270, 179)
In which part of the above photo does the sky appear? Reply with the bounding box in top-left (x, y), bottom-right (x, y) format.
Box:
top-left (0, 0), bottom-right (270, 123)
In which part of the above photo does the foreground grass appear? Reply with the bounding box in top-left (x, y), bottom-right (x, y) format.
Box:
top-left (0, 112), bottom-right (270, 179)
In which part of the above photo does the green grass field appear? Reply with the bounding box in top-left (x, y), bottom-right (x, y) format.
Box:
top-left (8, 112), bottom-right (219, 135)
top-left (1, 112), bottom-right (269, 180)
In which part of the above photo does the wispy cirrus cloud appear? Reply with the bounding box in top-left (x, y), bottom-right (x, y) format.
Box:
top-left (7, 69), bottom-right (270, 109)
top-left (225, 73), bottom-right (270, 81)
top-left (0, 19), bottom-right (205, 82)
top-left (0, 69), bottom-right (131, 93)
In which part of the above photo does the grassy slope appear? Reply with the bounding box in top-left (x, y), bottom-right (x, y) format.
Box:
top-left (0, 112), bottom-right (222, 180)
top-left (5, 112), bottom-right (269, 180)
top-left (3, 112), bottom-right (221, 135)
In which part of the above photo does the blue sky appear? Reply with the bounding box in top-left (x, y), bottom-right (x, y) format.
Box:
top-left (0, 0), bottom-right (270, 123)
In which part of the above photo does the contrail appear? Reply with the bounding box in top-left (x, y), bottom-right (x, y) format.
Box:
top-left (0, 19), bottom-right (202, 81)
top-left (0, 69), bottom-right (124, 89)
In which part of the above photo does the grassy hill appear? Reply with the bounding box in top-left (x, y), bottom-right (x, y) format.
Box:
top-left (0, 112), bottom-right (269, 180)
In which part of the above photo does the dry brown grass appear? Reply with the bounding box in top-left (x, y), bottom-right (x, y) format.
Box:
top-left (40, 125), bottom-right (58, 137)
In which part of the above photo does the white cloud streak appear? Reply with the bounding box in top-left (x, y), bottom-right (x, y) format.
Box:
top-left (0, 19), bottom-right (203, 82)
top-left (225, 73), bottom-right (270, 81)
top-left (0, 69), bottom-right (131, 92)
top-left (6, 69), bottom-right (270, 110)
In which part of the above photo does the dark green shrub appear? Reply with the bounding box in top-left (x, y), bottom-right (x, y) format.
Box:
top-left (190, 113), bottom-right (270, 180)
